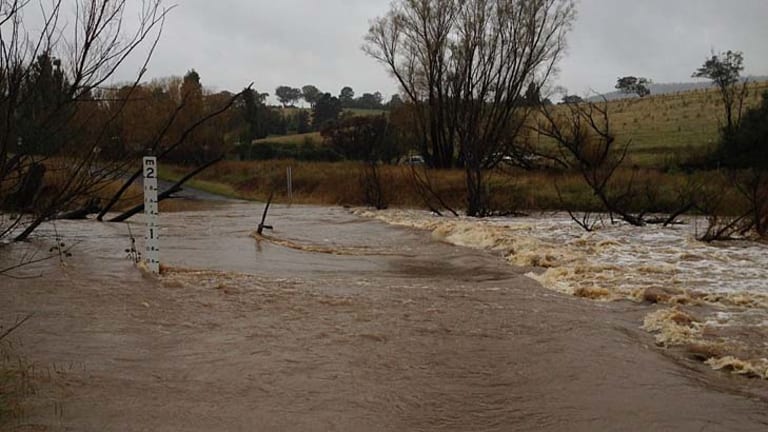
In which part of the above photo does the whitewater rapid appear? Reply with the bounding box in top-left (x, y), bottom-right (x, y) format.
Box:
top-left (356, 209), bottom-right (768, 378)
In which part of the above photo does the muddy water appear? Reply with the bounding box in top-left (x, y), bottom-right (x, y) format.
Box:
top-left (2, 202), bottom-right (768, 431)
top-left (359, 209), bottom-right (768, 379)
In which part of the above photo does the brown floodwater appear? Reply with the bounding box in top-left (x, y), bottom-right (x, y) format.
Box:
top-left (2, 201), bottom-right (768, 431)
top-left (359, 209), bottom-right (768, 380)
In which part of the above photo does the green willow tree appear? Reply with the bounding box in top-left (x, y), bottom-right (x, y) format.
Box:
top-left (313, 93), bottom-right (342, 129)
top-left (301, 85), bottom-right (322, 108)
top-left (615, 76), bottom-right (651, 98)
top-left (692, 50), bottom-right (747, 137)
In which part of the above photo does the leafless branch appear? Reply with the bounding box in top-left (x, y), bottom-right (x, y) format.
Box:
top-left (0, 313), bottom-right (33, 341)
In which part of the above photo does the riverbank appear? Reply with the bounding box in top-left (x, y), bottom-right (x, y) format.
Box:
top-left (160, 160), bottom-right (748, 217)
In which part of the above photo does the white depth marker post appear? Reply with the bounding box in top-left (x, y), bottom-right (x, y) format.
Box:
top-left (143, 157), bottom-right (160, 274)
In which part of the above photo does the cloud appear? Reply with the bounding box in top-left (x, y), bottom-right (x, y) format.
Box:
top-left (107, 0), bottom-right (768, 99)
top-left (118, 0), bottom-right (397, 99)
top-left (558, 0), bottom-right (768, 95)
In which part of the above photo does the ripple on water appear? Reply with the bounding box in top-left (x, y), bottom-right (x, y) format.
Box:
top-left (357, 208), bottom-right (768, 378)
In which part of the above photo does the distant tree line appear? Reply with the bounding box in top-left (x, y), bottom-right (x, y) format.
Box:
top-left (274, 84), bottom-right (397, 110)
top-left (8, 0), bottom-right (763, 237)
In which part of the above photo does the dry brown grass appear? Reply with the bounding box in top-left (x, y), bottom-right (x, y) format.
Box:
top-left (6, 159), bottom-right (145, 214)
top-left (252, 132), bottom-right (321, 145)
top-left (160, 160), bottom-right (746, 216)
top-left (26, 159), bottom-right (214, 215)
top-left (165, 160), bottom-right (470, 209)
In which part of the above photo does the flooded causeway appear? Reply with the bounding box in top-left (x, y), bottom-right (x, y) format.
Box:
top-left (2, 202), bottom-right (768, 431)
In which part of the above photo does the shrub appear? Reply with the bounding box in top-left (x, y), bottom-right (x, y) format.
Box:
top-left (320, 115), bottom-right (404, 163)
top-left (718, 91), bottom-right (768, 169)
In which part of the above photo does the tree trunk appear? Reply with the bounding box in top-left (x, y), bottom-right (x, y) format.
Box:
top-left (465, 166), bottom-right (488, 217)
top-left (3, 163), bottom-right (46, 211)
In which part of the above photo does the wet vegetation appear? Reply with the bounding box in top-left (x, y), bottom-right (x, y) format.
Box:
top-left (160, 77), bottom-right (768, 241)
top-left (2, 3), bottom-right (768, 421)
top-left (1, 0), bottom-right (766, 246)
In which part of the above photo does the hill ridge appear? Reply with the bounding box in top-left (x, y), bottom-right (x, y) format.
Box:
top-left (588, 76), bottom-right (768, 102)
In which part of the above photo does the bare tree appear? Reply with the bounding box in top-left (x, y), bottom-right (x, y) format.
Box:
top-left (736, 170), bottom-right (768, 238)
top-left (697, 170), bottom-right (768, 242)
top-left (1, 0), bottom-right (172, 244)
top-left (409, 164), bottom-right (459, 217)
top-left (365, 0), bottom-right (575, 216)
top-left (537, 99), bottom-right (646, 227)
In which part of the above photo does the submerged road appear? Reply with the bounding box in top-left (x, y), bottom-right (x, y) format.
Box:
top-left (2, 202), bottom-right (767, 431)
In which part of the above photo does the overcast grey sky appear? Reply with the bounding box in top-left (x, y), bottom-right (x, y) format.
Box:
top-left (118, 0), bottom-right (768, 99)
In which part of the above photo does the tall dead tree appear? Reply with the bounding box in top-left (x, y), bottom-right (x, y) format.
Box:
top-left (365, 0), bottom-right (575, 216)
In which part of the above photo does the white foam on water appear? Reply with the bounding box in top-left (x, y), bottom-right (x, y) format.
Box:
top-left (357, 209), bottom-right (768, 299)
top-left (357, 208), bottom-right (768, 375)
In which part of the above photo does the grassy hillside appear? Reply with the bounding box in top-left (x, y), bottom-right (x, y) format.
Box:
top-left (258, 82), bottom-right (768, 168)
top-left (537, 80), bottom-right (768, 167)
top-left (618, 82), bottom-right (766, 143)
top-left (593, 76), bottom-right (768, 101)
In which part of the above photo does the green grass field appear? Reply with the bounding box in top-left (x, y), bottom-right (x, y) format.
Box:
top-left (587, 81), bottom-right (768, 166)
top-left (519, 81), bottom-right (768, 168)
top-left (276, 107), bottom-right (387, 119)
top-left (250, 109), bottom-right (386, 146)
top-left (261, 81), bottom-right (768, 168)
